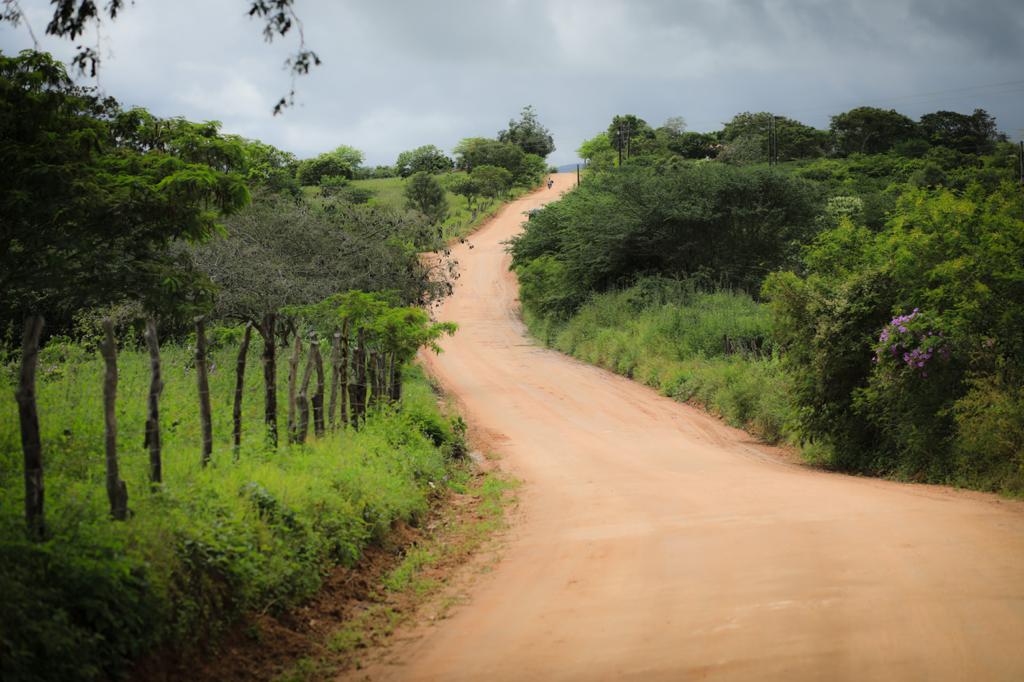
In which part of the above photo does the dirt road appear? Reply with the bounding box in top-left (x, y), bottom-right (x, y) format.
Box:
top-left (359, 173), bottom-right (1024, 680)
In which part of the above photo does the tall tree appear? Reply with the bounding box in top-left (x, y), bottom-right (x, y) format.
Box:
top-left (498, 105), bottom-right (556, 158)
top-left (829, 106), bottom-right (917, 156)
top-left (404, 171), bottom-right (449, 224)
top-left (395, 145), bottom-right (453, 177)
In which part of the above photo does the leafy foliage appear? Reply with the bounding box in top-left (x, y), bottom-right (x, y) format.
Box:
top-left (404, 171), bottom-right (449, 225)
top-left (497, 105), bottom-right (555, 158)
top-left (0, 50), bottom-right (250, 335)
top-left (395, 145), bottom-right (453, 177)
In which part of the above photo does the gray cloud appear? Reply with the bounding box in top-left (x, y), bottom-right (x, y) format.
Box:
top-left (2, 0), bottom-right (1022, 166)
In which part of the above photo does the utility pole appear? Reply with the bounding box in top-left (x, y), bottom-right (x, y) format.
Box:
top-left (616, 126), bottom-right (623, 167)
top-left (625, 122), bottom-right (633, 160)
top-left (1019, 140), bottom-right (1023, 185)
top-left (576, 163), bottom-right (580, 186)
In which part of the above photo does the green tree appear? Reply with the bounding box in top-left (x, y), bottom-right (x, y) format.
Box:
top-left (445, 173), bottom-right (481, 210)
top-left (404, 171), bottom-right (449, 224)
top-left (297, 154), bottom-right (351, 184)
top-left (471, 165), bottom-right (513, 200)
top-left (498, 105), bottom-right (556, 158)
top-left (830, 106), bottom-right (917, 156)
top-left (918, 109), bottom-right (1005, 155)
top-left (606, 114), bottom-right (657, 160)
top-left (721, 112), bottom-right (827, 160)
top-left (453, 137), bottom-right (525, 174)
top-left (577, 133), bottom-right (616, 170)
top-left (395, 144), bottom-right (454, 177)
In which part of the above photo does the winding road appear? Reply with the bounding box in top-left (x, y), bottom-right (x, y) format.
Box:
top-left (359, 173), bottom-right (1024, 680)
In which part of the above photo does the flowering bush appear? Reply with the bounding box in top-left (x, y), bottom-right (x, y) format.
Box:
top-left (873, 309), bottom-right (950, 377)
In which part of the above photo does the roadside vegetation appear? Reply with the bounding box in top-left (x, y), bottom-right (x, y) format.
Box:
top-left (514, 107), bottom-right (1024, 495)
top-left (0, 48), bottom-right (555, 681)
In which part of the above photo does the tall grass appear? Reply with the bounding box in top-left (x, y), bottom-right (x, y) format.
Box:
top-left (524, 278), bottom-right (797, 444)
top-left (0, 338), bottom-right (464, 681)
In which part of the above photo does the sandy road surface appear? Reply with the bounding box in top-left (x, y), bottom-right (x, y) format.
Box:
top-left (355, 174), bottom-right (1024, 681)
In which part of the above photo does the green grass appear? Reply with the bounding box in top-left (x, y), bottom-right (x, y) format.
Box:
top-left (0, 338), bottom-right (466, 682)
top-left (523, 280), bottom-right (798, 445)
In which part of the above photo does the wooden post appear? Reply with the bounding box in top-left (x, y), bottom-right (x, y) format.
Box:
top-left (143, 319), bottom-right (164, 486)
top-left (17, 315), bottom-right (45, 539)
top-left (287, 333), bottom-right (302, 443)
top-left (100, 320), bottom-right (129, 520)
top-left (232, 323), bottom-right (252, 457)
top-left (195, 317), bottom-right (213, 467)
top-left (297, 338), bottom-right (315, 443)
top-left (339, 319), bottom-right (350, 428)
top-left (260, 312), bottom-right (278, 448)
top-left (328, 331), bottom-right (341, 430)
top-left (349, 328), bottom-right (367, 427)
top-left (312, 339), bottom-right (325, 437)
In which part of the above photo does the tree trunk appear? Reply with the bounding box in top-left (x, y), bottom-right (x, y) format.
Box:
top-left (101, 320), bottom-right (129, 521)
top-left (287, 333), bottom-right (302, 443)
top-left (389, 354), bottom-right (402, 402)
top-left (312, 340), bottom-right (325, 437)
top-left (328, 331), bottom-right (341, 430)
top-left (392, 357), bottom-right (403, 402)
top-left (233, 323), bottom-right (252, 457)
top-left (260, 313), bottom-right (278, 448)
top-left (349, 328), bottom-right (367, 427)
top-left (368, 351), bottom-right (380, 408)
top-left (195, 317), bottom-right (213, 467)
top-left (297, 341), bottom-right (315, 443)
top-left (17, 315), bottom-right (45, 540)
top-left (340, 319), bottom-right (350, 427)
top-left (143, 319), bottom-right (163, 487)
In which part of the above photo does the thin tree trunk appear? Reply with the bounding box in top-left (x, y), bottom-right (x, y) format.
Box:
top-left (312, 340), bottom-right (325, 437)
top-left (195, 317), bottom-right (213, 467)
top-left (101, 320), bottom-right (128, 520)
top-left (232, 323), bottom-right (252, 457)
top-left (287, 333), bottom-right (302, 443)
top-left (328, 331), bottom-right (341, 430)
top-left (349, 328), bottom-right (367, 427)
top-left (340, 319), bottom-right (350, 427)
top-left (297, 342), bottom-right (315, 443)
top-left (17, 315), bottom-right (45, 540)
top-left (260, 313), bottom-right (278, 448)
top-left (389, 354), bottom-right (402, 402)
top-left (143, 318), bottom-right (163, 487)
top-left (368, 350), bottom-right (379, 408)
top-left (391, 356), bottom-right (403, 402)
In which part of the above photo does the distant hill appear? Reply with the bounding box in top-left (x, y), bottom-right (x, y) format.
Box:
top-left (556, 163), bottom-right (583, 173)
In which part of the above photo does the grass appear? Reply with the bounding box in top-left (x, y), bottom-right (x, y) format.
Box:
top-left (276, 468), bottom-right (518, 677)
top-left (522, 279), bottom-right (798, 445)
top-left (0, 337), bottom-right (467, 682)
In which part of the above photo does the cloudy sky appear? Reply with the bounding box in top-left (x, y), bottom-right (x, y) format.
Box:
top-left (2, 0), bottom-right (1023, 166)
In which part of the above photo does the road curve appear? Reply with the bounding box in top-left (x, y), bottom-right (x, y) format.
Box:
top-left (358, 173), bottom-right (1024, 681)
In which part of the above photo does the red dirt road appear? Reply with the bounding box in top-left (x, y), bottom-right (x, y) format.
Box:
top-left (356, 174), bottom-right (1024, 680)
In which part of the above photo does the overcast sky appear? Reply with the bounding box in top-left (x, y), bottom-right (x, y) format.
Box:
top-left (2, 0), bottom-right (1023, 166)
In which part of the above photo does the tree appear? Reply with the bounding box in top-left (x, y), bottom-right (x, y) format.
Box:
top-left (446, 174), bottom-right (481, 210)
top-left (297, 154), bottom-right (351, 184)
top-left (830, 106), bottom-right (917, 156)
top-left (453, 137), bottom-right (525, 174)
top-left (471, 165), bottom-right (513, 200)
top-left (918, 109), bottom-right (1004, 155)
top-left (664, 131), bottom-right (720, 159)
top-left (606, 114), bottom-right (657, 160)
top-left (0, 0), bottom-right (320, 114)
top-left (404, 171), bottom-right (448, 224)
top-left (498, 105), bottom-right (555, 158)
top-left (578, 133), bottom-right (616, 170)
top-left (395, 145), bottom-right (454, 177)
top-left (721, 112), bottom-right (827, 160)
